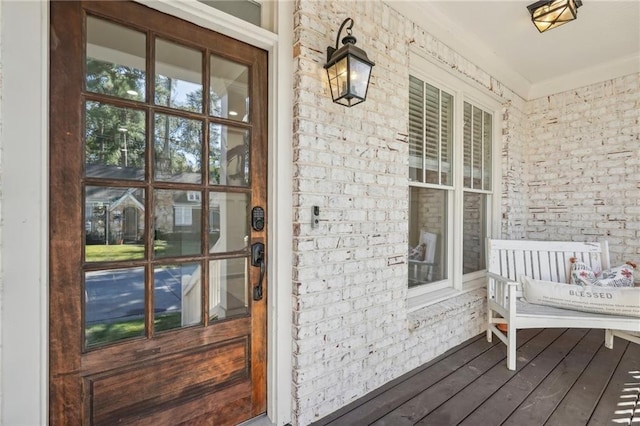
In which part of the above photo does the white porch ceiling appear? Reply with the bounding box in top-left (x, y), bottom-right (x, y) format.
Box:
top-left (388, 1), bottom-right (640, 100)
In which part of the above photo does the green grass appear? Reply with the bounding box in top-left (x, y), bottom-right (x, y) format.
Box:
top-left (85, 312), bottom-right (183, 347)
top-left (85, 243), bottom-right (145, 262)
top-left (86, 317), bottom-right (145, 347)
top-left (85, 240), bottom-right (201, 262)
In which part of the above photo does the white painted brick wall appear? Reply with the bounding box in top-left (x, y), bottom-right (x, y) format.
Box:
top-left (502, 99), bottom-right (529, 239)
top-left (525, 75), bottom-right (640, 264)
top-left (291, 1), bottom-right (515, 424)
top-left (291, 1), bottom-right (638, 425)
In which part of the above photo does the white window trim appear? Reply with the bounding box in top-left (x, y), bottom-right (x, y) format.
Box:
top-left (174, 205), bottom-right (193, 226)
top-left (408, 51), bottom-right (503, 311)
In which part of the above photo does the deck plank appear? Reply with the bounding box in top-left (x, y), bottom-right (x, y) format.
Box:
top-left (313, 329), bottom-right (637, 426)
top-left (416, 328), bottom-right (576, 425)
top-left (372, 328), bottom-right (559, 425)
top-left (458, 328), bottom-right (590, 425)
top-left (315, 333), bottom-right (499, 425)
top-left (587, 340), bottom-right (640, 425)
top-left (545, 337), bottom-right (629, 426)
top-left (502, 328), bottom-right (605, 426)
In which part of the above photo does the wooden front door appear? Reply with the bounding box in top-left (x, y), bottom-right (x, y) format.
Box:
top-left (49, 1), bottom-right (268, 424)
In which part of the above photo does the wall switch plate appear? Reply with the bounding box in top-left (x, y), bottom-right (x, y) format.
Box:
top-left (311, 206), bottom-right (319, 228)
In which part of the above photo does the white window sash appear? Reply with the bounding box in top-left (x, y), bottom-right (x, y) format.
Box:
top-left (408, 51), bottom-right (503, 309)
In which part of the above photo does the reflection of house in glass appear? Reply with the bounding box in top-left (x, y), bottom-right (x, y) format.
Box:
top-left (85, 186), bottom-right (145, 245)
top-left (154, 190), bottom-right (221, 251)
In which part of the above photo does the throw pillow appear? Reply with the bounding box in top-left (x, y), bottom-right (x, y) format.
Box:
top-left (408, 243), bottom-right (426, 261)
top-left (570, 258), bottom-right (635, 288)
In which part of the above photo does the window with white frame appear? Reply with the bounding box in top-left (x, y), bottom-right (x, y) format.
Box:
top-left (174, 205), bottom-right (193, 226)
top-left (408, 77), bottom-right (452, 288)
top-left (408, 54), bottom-right (500, 305)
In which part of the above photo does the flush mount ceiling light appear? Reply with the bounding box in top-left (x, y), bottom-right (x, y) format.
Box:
top-left (324, 17), bottom-right (375, 107)
top-left (527, 0), bottom-right (583, 33)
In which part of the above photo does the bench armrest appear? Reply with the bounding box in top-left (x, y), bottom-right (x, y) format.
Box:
top-left (486, 272), bottom-right (518, 318)
top-left (486, 271), bottom-right (518, 286)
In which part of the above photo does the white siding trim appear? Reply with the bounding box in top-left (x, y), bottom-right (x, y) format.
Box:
top-left (1, 1), bottom-right (49, 424)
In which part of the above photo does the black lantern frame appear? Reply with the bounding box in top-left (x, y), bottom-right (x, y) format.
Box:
top-left (527, 0), bottom-right (582, 33)
top-left (324, 18), bottom-right (375, 107)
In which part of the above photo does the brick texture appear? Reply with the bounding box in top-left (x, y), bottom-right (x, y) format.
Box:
top-left (292, 1), bottom-right (512, 424)
top-left (525, 76), bottom-right (640, 264)
top-left (291, 1), bottom-right (638, 424)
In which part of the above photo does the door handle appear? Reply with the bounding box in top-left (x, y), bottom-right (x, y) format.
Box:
top-left (251, 243), bottom-right (265, 301)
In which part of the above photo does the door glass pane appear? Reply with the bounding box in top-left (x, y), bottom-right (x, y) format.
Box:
top-left (463, 192), bottom-right (487, 274)
top-left (209, 192), bottom-right (249, 253)
top-left (86, 16), bottom-right (146, 101)
top-left (85, 102), bottom-right (146, 180)
top-left (154, 262), bottom-right (202, 333)
top-left (210, 124), bottom-right (249, 186)
top-left (85, 267), bottom-right (145, 348)
top-left (210, 258), bottom-right (249, 321)
top-left (85, 186), bottom-right (145, 262)
top-left (154, 189), bottom-right (202, 258)
top-left (210, 55), bottom-right (249, 122)
top-left (155, 39), bottom-right (203, 112)
top-left (408, 186), bottom-right (448, 287)
top-left (154, 113), bottom-right (203, 183)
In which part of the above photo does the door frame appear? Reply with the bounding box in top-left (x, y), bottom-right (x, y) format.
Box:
top-left (1, 1), bottom-right (293, 424)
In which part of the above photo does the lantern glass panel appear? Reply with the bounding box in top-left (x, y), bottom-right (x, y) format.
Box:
top-left (336, 57), bottom-right (349, 98)
top-left (327, 58), bottom-right (349, 101)
top-left (327, 64), bottom-right (339, 100)
top-left (349, 57), bottom-right (372, 99)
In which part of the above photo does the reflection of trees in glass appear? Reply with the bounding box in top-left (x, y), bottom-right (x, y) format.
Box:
top-left (154, 79), bottom-right (206, 177)
top-left (155, 75), bottom-right (202, 113)
top-left (86, 58), bottom-right (145, 99)
top-left (209, 124), bottom-right (222, 184)
top-left (154, 114), bottom-right (202, 176)
top-left (86, 59), bottom-right (216, 179)
top-left (85, 102), bottom-right (146, 168)
top-left (85, 59), bottom-right (146, 169)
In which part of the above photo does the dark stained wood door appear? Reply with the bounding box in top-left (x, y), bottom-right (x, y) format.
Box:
top-left (49, 2), bottom-right (268, 424)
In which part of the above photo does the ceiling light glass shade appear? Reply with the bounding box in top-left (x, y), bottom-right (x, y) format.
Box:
top-left (324, 18), bottom-right (375, 107)
top-left (527, 0), bottom-right (582, 33)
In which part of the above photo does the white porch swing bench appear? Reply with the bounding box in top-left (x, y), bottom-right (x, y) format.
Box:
top-left (486, 239), bottom-right (640, 370)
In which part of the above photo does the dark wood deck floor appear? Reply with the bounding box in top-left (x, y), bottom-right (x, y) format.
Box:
top-left (314, 329), bottom-right (640, 426)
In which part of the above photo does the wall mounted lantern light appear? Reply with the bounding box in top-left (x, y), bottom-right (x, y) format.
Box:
top-left (527, 0), bottom-right (582, 33)
top-left (324, 18), bottom-right (375, 107)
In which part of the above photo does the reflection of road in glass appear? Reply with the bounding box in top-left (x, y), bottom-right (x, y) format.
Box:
top-left (85, 264), bottom-right (198, 324)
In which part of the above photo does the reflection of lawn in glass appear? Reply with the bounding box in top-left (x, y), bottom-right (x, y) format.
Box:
top-left (153, 239), bottom-right (201, 257)
top-left (85, 244), bottom-right (144, 262)
top-left (85, 238), bottom-right (206, 262)
top-left (86, 312), bottom-right (182, 347)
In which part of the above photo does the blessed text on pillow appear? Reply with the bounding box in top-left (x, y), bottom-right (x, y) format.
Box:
top-left (521, 275), bottom-right (640, 318)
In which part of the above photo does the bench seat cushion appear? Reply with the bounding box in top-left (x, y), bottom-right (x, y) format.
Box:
top-left (521, 276), bottom-right (640, 318)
